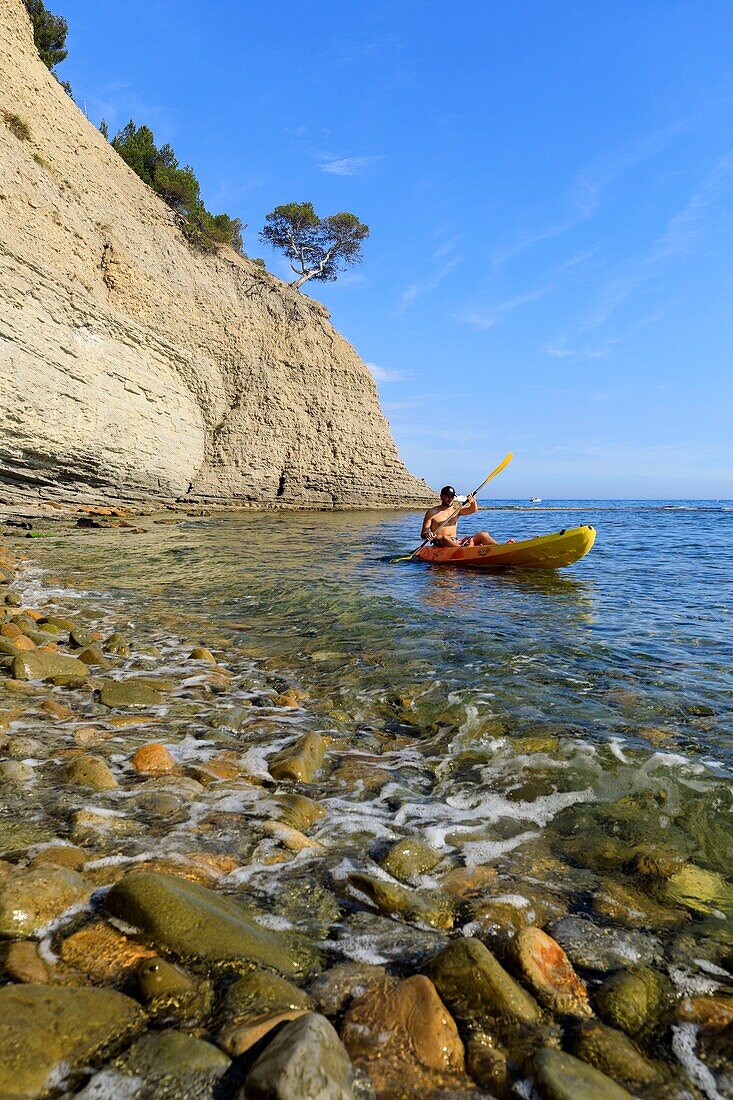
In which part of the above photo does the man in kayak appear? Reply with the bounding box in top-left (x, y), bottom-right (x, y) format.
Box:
top-left (421, 486), bottom-right (513, 547)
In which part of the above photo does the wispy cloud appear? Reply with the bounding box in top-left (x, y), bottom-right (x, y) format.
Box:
top-left (491, 124), bottom-right (682, 267)
top-left (367, 362), bottom-right (409, 383)
top-left (319, 155), bottom-right (378, 176)
top-left (457, 284), bottom-right (556, 330)
top-left (399, 239), bottom-right (462, 310)
top-left (456, 250), bottom-right (595, 331)
top-left (547, 152), bottom-right (733, 358)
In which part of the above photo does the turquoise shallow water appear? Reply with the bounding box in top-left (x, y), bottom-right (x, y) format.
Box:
top-left (35, 499), bottom-right (733, 768)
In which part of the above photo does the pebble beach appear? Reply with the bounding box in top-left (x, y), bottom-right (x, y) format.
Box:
top-left (0, 502), bottom-right (731, 1099)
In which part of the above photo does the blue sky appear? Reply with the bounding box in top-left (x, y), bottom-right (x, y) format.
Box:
top-left (59, 1), bottom-right (733, 497)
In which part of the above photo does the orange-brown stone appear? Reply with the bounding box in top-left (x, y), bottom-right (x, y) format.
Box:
top-left (342, 975), bottom-right (466, 1094)
top-left (678, 995), bottom-right (733, 1031)
top-left (441, 865), bottom-right (498, 898)
top-left (131, 742), bottom-right (176, 775)
top-left (513, 927), bottom-right (592, 1018)
top-left (60, 921), bottom-right (156, 982)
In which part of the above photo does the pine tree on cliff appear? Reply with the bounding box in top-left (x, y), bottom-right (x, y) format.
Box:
top-left (23, 0), bottom-right (68, 71)
top-left (260, 202), bottom-right (369, 291)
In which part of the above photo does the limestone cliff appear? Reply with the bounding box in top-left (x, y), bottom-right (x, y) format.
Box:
top-left (0, 0), bottom-right (433, 507)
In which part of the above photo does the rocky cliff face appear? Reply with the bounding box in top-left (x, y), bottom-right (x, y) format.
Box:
top-left (0, 0), bottom-right (432, 507)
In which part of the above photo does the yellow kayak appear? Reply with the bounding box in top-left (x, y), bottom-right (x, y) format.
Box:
top-left (416, 525), bottom-right (596, 570)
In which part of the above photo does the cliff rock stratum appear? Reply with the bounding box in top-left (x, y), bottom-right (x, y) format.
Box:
top-left (0, 0), bottom-right (433, 507)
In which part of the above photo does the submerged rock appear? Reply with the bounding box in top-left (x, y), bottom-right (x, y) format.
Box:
top-left (511, 927), bottom-right (592, 1018)
top-left (273, 792), bottom-right (326, 832)
top-left (594, 967), bottom-right (674, 1038)
top-left (440, 864), bottom-right (498, 898)
top-left (534, 1047), bottom-right (633, 1100)
top-left (217, 968), bottom-right (314, 1056)
top-left (11, 650), bottom-right (89, 684)
top-left (60, 920), bottom-right (156, 983)
top-left (348, 871), bottom-right (456, 929)
top-left (99, 679), bottom-right (164, 708)
top-left (380, 836), bottom-right (443, 883)
top-left (570, 1019), bottom-right (663, 1089)
top-left (342, 976), bottom-right (464, 1094)
top-left (665, 863), bottom-right (733, 916)
top-left (65, 753), bottom-right (118, 790)
top-left (308, 960), bottom-right (386, 1017)
top-left (4, 939), bottom-right (53, 983)
top-left (269, 732), bottom-right (326, 783)
top-left (243, 1012), bottom-right (354, 1099)
top-left (76, 1030), bottom-right (231, 1100)
top-left (0, 984), bottom-right (144, 1099)
top-left (104, 870), bottom-right (317, 977)
top-left (547, 916), bottom-right (663, 972)
top-left (592, 879), bottom-right (688, 929)
top-left (424, 937), bottom-right (541, 1031)
top-left (0, 863), bottom-right (92, 938)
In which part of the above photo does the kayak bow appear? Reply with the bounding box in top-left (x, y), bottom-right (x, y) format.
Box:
top-left (416, 525), bottom-right (596, 570)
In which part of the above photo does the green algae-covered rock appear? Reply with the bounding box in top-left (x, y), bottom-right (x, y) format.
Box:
top-left (0, 984), bottom-right (144, 1099)
top-left (0, 863), bottom-right (92, 937)
top-left (348, 872), bottom-right (455, 929)
top-left (534, 1047), bottom-right (633, 1100)
top-left (269, 732), bottom-right (326, 783)
top-left (221, 968), bottom-right (314, 1026)
top-left (103, 632), bottom-right (132, 656)
top-left (137, 955), bottom-right (213, 1027)
top-left (274, 792), bottom-right (326, 832)
top-left (243, 1012), bottom-right (354, 1100)
top-left (11, 650), bottom-right (89, 684)
top-left (594, 967), bottom-right (674, 1039)
top-left (77, 645), bottom-right (109, 668)
top-left (65, 753), bottom-right (118, 790)
top-left (218, 968), bottom-right (314, 1056)
top-left (571, 1019), bottom-right (663, 1089)
top-left (380, 836), bottom-right (442, 882)
top-left (424, 937), bottom-right (541, 1029)
top-left (76, 1030), bottom-right (231, 1100)
top-left (104, 870), bottom-right (314, 977)
top-left (665, 863), bottom-right (733, 916)
top-left (99, 679), bottom-right (164, 708)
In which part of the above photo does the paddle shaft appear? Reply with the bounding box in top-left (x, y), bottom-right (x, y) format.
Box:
top-left (398, 452), bottom-right (513, 562)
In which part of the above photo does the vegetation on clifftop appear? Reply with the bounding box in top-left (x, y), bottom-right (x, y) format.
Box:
top-left (22, 1), bottom-right (367, 281)
top-left (23, 0), bottom-right (72, 94)
top-left (106, 121), bottom-right (245, 255)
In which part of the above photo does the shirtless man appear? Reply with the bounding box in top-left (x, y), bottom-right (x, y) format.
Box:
top-left (421, 485), bottom-right (513, 548)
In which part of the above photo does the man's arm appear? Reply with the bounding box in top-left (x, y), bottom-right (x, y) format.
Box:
top-left (421, 508), bottom-right (435, 539)
top-left (458, 493), bottom-right (478, 516)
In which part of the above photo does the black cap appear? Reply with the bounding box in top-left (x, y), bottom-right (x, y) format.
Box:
top-left (440, 485), bottom-right (456, 496)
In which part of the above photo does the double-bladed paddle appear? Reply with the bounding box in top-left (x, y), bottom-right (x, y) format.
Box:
top-left (391, 452), bottom-right (514, 563)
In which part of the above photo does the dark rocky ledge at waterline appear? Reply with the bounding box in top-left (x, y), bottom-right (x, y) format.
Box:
top-left (0, 535), bottom-right (732, 1100)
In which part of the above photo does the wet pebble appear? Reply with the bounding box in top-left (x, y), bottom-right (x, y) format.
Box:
top-left (548, 915), bottom-right (663, 971)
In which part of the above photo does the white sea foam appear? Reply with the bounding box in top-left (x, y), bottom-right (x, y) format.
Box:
top-left (668, 966), bottom-right (720, 996)
top-left (671, 1023), bottom-right (726, 1100)
top-left (460, 831), bottom-right (541, 866)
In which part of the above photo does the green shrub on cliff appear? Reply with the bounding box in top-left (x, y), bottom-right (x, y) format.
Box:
top-left (23, 0), bottom-right (67, 70)
top-left (110, 120), bottom-right (244, 255)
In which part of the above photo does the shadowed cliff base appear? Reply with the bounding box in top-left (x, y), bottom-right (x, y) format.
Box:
top-left (0, 0), bottom-right (433, 509)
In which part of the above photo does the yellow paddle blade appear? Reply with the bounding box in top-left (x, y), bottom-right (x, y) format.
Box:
top-left (471, 452), bottom-right (513, 498)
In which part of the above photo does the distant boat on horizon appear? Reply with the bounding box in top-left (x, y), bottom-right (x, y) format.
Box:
top-left (530, 497), bottom-right (542, 503)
